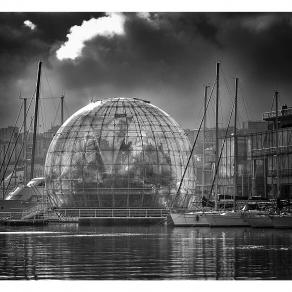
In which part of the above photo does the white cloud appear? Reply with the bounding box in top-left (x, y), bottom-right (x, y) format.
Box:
top-left (24, 20), bottom-right (36, 30)
top-left (136, 12), bottom-right (160, 28)
top-left (56, 13), bottom-right (125, 61)
top-left (137, 12), bottom-right (151, 21)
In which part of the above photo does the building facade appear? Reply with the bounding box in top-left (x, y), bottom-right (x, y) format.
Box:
top-left (0, 125), bottom-right (59, 194)
top-left (188, 105), bottom-right (292, 202)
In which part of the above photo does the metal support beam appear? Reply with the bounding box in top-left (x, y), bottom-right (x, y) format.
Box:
top-left (234, 78), bottom-right (238, 209)
top-left (215, 62), bottom-right (220, 210)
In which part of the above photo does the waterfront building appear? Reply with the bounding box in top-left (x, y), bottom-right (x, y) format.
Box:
top-left (249, 105), bottom-right (292, 199)
top-left (0, 127), bottom-right (23, 187)
top-left (217, 134), bottom-right (249, 199)
top-left (0, 125), bottom-right (60, 192)
top-left (44, 97), bottom-right (195, 209)
top-left (192, 105), bottom-right (292, 202)
top-left (242, 120), bottom-right (268, 134)
top-left (185, 127), bottom-right (235, 198)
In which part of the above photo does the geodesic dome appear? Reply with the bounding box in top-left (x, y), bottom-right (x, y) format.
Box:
top-left (44, 97), bottom-right (195, 209)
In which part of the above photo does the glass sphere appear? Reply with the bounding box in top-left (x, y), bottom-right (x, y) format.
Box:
top-left (45, 97), bottom-right (195, 208)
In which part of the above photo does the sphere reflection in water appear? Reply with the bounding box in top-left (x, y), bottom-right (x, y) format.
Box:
top-left (45, 97), bottom-right (195, 208)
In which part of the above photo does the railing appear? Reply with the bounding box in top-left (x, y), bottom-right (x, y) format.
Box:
top-left (54, 208), bottom-right (169, 219)
top-left (263, 107), bottom-right (292, 120)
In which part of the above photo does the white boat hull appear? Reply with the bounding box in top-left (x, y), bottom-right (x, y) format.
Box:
top-left (270, 215), bottom-right (292, 228)
top-left (170, 212), bottom-right (210, 227)
top-left (205, 213), bottom-right (250, 227)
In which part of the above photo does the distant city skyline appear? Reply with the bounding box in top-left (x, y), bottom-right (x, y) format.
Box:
top-left (1, 12), bottom-right (292, 132)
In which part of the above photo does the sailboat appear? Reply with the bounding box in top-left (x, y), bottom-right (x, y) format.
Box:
top-left (204, 76), bottom-right (250, 227)
top-left (244, 204), bottom-right (292, 229)
top-left (169, 86), bottom-right (209, 226)
top-left (169, 211), bottom-right (211, 227)
top-left (0, 61), bottom-right (48, 223)
top-left (169, 63), bottom-right (222, 227)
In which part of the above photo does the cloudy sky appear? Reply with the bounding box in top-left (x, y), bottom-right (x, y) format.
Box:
top-left (1, 12), bottom-right (292, 132)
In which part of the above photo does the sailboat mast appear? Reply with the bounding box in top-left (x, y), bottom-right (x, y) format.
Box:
top-left (215, 62), bottom-right (220, 210)
top-left (275, 90), bottom-right (280, 199)
top-left (30, 61), bottom-right (42, 180)
top-left (233, 78), bottom-right (239, 210)
top-left (23, 97), bottom-right (27, 184)
top-left (61, 95), bottom-right (64, 125)
top-left (202, 85), bottom-right (208, 199)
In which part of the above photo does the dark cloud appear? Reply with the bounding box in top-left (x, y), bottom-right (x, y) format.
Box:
top-left (53, 13), bottom-right (217, 95)
top-left (213, 13), bottom-right (292, 82)
top-left (0, 12), bottom-right (105, 126)
top-left (1, 12), bottom-right (292, 132)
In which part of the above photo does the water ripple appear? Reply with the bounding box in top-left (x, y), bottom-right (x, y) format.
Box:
top-left (0, 225), bottom-right (291, 279)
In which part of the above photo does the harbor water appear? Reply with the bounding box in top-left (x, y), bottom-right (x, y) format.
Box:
top-left (0, 224), bottom-right (291, 280)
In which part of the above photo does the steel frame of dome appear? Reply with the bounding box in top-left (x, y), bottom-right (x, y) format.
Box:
top-left (45, 97), bottom-right (195, 209)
